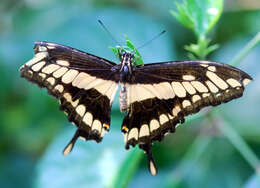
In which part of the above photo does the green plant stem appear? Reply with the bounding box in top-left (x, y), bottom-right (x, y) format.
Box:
top-left (231, 32), bottom-right (260, 66)
top-left (165, 130), bottom-right (212, 187)
top-left (109, 148), bottom-right (143, 188)
top-left (219, 119), bottom-right (260, 175)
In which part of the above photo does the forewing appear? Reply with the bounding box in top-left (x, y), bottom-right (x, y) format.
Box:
top-left (20, 41), bottom-right (119, 154)
top-left (121, 60), bottom-right (252, 175)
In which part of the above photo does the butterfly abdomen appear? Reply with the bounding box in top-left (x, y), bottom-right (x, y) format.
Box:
top-left (119, 83), bottom-right (128, 112)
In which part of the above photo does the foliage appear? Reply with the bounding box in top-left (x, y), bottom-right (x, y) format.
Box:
top-left (0, 0), bottom-right (259, 188)
top-left (110, 35), bottom-right (144, 66)
top-left (170, 0), bottom-right (223, 59)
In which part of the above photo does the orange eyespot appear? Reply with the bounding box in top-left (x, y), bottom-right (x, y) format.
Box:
top-left (122, 125), bottom-right (129, 133)
top-left (103, 123), bottom-right (110, 130)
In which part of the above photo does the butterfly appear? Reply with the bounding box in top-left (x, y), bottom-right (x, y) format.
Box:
top-left (20, 39), bottom-right (252, 175)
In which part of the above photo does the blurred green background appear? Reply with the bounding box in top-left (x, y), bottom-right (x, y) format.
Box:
top-left (0, 0), bottom-right (260, 188)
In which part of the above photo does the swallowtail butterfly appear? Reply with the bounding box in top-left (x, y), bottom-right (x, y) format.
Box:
top-left (20, 40), bottom-right (252, 175)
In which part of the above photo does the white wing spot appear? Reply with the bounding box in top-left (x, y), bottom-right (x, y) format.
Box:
top-left (123, 133), bottom-right (128, 143)
top-left (54, 84), bottom-right (64, 93)
top-left (206, 71), bottom-right (228, 90)
top-left (53, 67), bottom-right (68, 78)
top-left (107, 83), bottom-right (118, 105)
top-left (26, 52), bottom-right (48, 66)
top-left (153, 82), bottom-right (175, 99)
top-left (192, 95), bottom-right (201, 103)
top-left (46, 77), bottom-right (55, 85)
top-left (74, 73), bottom-right (96, 89)
top-left (47, 45), bottom-right (55, 49)
top-left (92, 119), bottom-right (102, 134)
top-left (150, 119), bottom-right (160, 132)
top-left (171, 82), bottom-right (186, 97)
top-left (94, 80), bottom-right (117, 99)
top-left (128, 128), bottom-right (138, 141)
top-left (38, 73), bottom-right (46, 80)
top-left (76, 105), bottom-right (86, 117)
top-left (139, 124), bottom-right (149, 137)
top-left (56, 60), bottom-right (70, 66)
top-left (182, 82), bottom-right (196, 95)
top-left (62, 69), bottom-right (79, 84)
top-left (243, 78), bottom-right (251, 86)
top-left (73, 73), bottom-right (90, 87)
top-left (159, 114), bottom-right (168, 125)
top-left (63, 93), bottom-right (73, 103)
top-left (141, 84), bottom-right (162, 99)
top-left (191, 81), bottom-right (209, 93)
top-left (208, 66), bottom-right (216, 72)
top-left (182, 100), bottom-right (191, 108)
top-left (202, 93), bottom-right (210, 98)
top-left (31, 61), bottom-right (46, 72)
top-left (167, 113), bottom-right (174, 120)
top-left (84, 78), bottom-right (104, 90)
top-left (183, 75), bottom-right (195, 80)
top-left (227, 78), bottom-right (241, 88)
top-left (200, 64), bottom-right (208, 67)
top-left (206, 80), bottom-right (219, 93)
top-left (172, 106), bottom-right (181, 116)
top-left (42, 64), bottom-right (60, 74)
top-left (83, 112), bottom-right (93, 127)
top-left (71, 99), bottom-right (79, 107)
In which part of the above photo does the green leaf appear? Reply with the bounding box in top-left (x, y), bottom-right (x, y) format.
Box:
top-left (110, 35), bottom-right (144, 66)
top-left (35, 125), bottom-right (142, 188)
top-left (218, 119), bottom-right (260, 172)
top-left (164, 132), bottom-right (212, 187)
top-left (125, 35), bottom-right (145, 66)
top-left (184, 38), bottom-right (219, 59)
top-left (109, 46), bottom-right (121, 60)
top-left (125, 35), bottom-right (136, 50)
top-left (110, 147), bottom-right (143, 188)
top-left (170, 0), bottom-right (223, 38)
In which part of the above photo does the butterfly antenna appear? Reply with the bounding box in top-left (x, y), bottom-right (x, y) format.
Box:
top-left (137, 30), bottom-right (166, 50)
top-left (98, 20), bottom-right (121, 46)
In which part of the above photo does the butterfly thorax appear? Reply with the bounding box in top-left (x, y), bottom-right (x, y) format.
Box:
top-left (119, 52), bottom-right (134, 112)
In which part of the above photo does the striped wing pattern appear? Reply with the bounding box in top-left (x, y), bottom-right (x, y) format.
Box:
top-left (121, 61), bottom-right (252, 174)
top-left (20, 42), bottom-right (119, 154)
top-left (20, 42), bottom-right (252, 176)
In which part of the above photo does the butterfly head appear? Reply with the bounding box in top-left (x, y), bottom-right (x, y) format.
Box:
top-left (120, 50), bottom-right (134, 64)
top-left (110, 35), bottom-right (144, 66)
top-left (119, 51), bottom-right (134, 80)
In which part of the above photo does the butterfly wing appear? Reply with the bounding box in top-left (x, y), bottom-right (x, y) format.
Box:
top-left (20, 41), bottom-right (119, 154)
top-left (122, 60), bottom-right (252, 175)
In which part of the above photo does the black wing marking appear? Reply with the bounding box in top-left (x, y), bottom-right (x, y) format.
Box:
top-left (121, 60), bottom-right (252, 175)
top-left (20, 41), bottom-right (119, 154)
